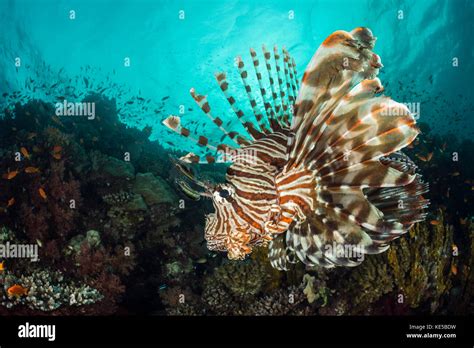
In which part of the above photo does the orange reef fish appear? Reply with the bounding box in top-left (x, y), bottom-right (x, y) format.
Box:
top-left (38, 187), bottom-right (47, 200)
top-left (0, 261), bottom-right (4, 272)
top-left (430, 220), bottom-right (440, 226)
top-left (52, 145), bottom-right (62, 160)
top-left (4, 170), bottom-right (19, 180)
top-left (7, 284), bottom-right (28, 298)
top-left (416, 152), bottom-right (433, 162)
top-left (20, 147), bottom-right (30, 159)
top-left (7, 197), bottom-right (15, 207)
top-left (24, 166), bottom-right (40, 174)
top-left (162, 27), bottom-right (429, 269)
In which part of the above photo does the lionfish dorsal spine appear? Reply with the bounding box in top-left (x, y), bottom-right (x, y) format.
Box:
top-left (214, 71), bottom-right (265, 140)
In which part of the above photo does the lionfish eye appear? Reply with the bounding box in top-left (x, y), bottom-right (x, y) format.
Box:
top-left (219, 189), bottom-right (230, 198)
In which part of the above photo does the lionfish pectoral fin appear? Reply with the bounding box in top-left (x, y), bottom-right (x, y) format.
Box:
top-left (277, 28), bottom-right (428, 268)
top-left (287, 27), bottom-right (385, 170)
top-left (268, 233), bottom-right (294, 271)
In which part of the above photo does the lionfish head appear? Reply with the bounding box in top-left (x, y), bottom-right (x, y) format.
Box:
top-left (204, 183), bottom-right (255, 260)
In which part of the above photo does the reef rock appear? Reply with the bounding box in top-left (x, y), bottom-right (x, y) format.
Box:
top-left (132, 173), bottom-right (177, 206)
top-left (91, 151), bottom-right (135, 179)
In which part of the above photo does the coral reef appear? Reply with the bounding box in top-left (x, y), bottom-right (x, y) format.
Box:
top-left (387, 210), bottom-right (454, 312)
top-left (330, 209), bottom-right (470, 315)
top-left (249, 285), bottom-right (310, 316)
top-left (0, 269), bottom-right (102, 311)
top-left (0, 94), bottom-right (179, 314)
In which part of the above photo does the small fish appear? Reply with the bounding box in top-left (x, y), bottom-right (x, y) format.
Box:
top-left (53, 145), bottom-right (62, 153)
top-left (20, 147), bottom-right (30, 159)
top-left (51, 145), bottom-right (62, 159)
top-left (27, 132), bottom-right (37, 140)
top-left (4, 171), bottom-right (19, 180)
top-left (7, 197), bottom-right (15, 207)
top-left (416, 152), bottom-right (433, 162)
top-left (32, 145), bottom-right (42, 153)
top-left (430, 220), bottom-right (440, 226)
top-left (450, 172), bottom-right (460, 177)
top-left (51, 115), bottom-right (64, 127)
top-left (195, 258), bottom-right (207, 264)
top-left (7, 284), bottom-right (28, 298)
top-left (176, 179), bottom-right (201, 201)
top-left (161, 96), bottom-right (170, 101)
top-left (451, 264), bottom-right (457, 275)
top-left (0, 261), bottom-right (4, 271)
top-left (459, 218), bottom-right (467, 225)
top-left (38, 187), bottom-right (47, 200)
top-left (24, 167), bottom-right (40, 174)
top-left (173, 161), bottom-right (195, 182)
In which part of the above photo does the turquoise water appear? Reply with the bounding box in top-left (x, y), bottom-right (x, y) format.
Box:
top-left (1, 0), bottom-right (473, 155)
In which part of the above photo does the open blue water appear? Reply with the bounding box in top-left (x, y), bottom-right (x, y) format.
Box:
top-left (1, 0), bottom-right (472, 155)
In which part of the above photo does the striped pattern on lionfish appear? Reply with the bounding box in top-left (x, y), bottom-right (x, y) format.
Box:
top-left (162, 27), bottom-right (429, 270)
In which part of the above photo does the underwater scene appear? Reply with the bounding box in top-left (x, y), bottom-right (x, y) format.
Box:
top-left (0, 0), bottom-right (473, 318)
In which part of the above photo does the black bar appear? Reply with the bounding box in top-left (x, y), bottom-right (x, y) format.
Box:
top-left (0, 316), bottom-right (471, 346)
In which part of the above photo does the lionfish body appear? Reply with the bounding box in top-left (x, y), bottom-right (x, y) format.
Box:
top-left (163, 28), bottom-right (429, 270)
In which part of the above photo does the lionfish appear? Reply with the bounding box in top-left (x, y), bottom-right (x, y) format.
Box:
top-left (163, 27), bottom-right (429, 270)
